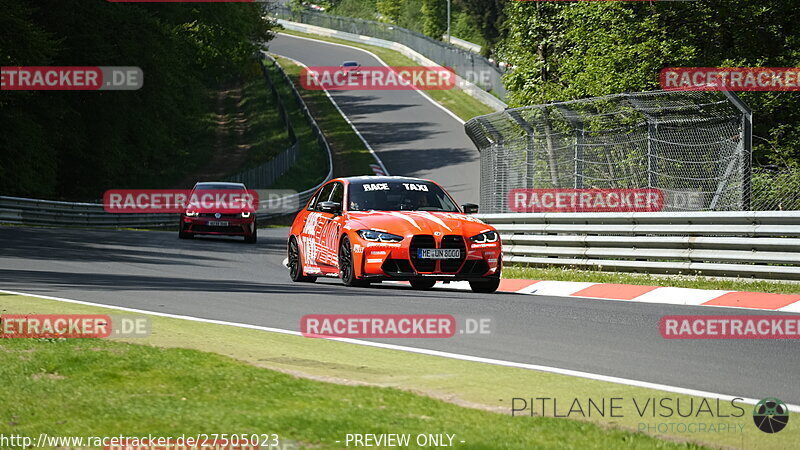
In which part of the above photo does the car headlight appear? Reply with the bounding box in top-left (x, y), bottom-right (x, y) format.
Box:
top-left (470, 230), bottom-right (498, 244)
top-left (241, 211), bottom-right (251, 218)
top-left (185, 210), bottom-right (199, 217)
top-left (357, 229), bottom-right (404, 243)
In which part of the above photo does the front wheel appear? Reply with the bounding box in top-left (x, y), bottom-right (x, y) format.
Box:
top-left (469, 277), bottom-right (500, 294)
top-left (409, 279), bottom-right (436, 290)
top-left (288, 237), bottom-right (316, 283)
top-left (245, 222), bottom-right (258, 244)
top-left (178, 221), bottom-right (193, 239)
top-left (339, 236), bottom-right (368, 287)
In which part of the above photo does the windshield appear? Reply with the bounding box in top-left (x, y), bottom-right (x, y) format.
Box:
top-left (348, 181), bottom-right (460, 212)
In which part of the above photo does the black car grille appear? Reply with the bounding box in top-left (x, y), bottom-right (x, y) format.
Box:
top-left (440, 235), bottom-right (467, 273)
top-left (409, 235), bottom-right (436, 272)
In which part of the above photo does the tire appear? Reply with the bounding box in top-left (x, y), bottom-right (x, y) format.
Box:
top-left (288, 237), bottom-right (316, 283)
top-left (339, 236), bottom-right (368, 287)
top-left (469, 277), bottom-right (501, 294)
top-left (245, 222), bottom-right (258, 244)
top-left (409, 279), bottom-right (436, 290)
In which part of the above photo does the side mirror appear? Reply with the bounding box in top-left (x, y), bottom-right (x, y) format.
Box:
top-left (318, 201), bottom-right (342, 215)
top-left (462, 203), bottom-right (479, 214)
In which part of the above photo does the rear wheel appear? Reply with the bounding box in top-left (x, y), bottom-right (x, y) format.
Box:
top-left (339, 236), bottom-right (368, 287)
top-left (469, 277), bottom-right (500, 293)
top-left (288, 237), bottom-right (316, 282)
top-left (409, 279), bottom-right (436, 290)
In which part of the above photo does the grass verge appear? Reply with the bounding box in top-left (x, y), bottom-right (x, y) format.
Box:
top-left (276, 29), bottom-right (497, 122)
top-left (273, 56), bottom-right (375, 178)
top-left (1, 337), bottom-right (690, 450)
top-left (504, 265), bottom-right (800, 295)
top-left (2, 292), bottom-right (797, 449)
top-left (238, 68), bottom-right (295, 171)
top-left (261, 60), bottom-right (330, 192)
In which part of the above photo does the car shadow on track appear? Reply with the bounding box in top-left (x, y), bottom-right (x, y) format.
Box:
top-left (0, 226), bottom-right (285, 266)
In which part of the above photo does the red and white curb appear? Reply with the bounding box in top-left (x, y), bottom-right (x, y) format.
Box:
top-left (370, 163), bottom-right (386, 176)
top-left (388, 280), bottom-right (800, 313)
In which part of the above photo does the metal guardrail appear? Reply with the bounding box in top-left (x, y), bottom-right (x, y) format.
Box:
top-left (0, 196), bottom-right (178, 228)
top-left (0, 53), bottom-right (333, 229)
top-left (477, 211), bottom-right (800, 280)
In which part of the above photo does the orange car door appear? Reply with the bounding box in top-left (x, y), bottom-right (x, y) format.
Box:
top-left (314, 181), bottom-right (344, 269)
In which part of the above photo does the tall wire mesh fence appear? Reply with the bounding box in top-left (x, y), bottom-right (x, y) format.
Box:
top-left (465, 90), bottom-right (758, 213)
top-left (752, 166), bottom-right (800, 211)
top-left (271, 4), bottom-right (508, 100)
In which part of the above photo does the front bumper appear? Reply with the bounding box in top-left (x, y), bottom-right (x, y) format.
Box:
top-left (181, 215), bottom-right (255, 236)
top-left (354, 237), bottom-right (501, 281)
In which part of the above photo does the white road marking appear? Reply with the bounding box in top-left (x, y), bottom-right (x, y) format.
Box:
top-left (275, 33), bottom-right (466, 125)
top-left (270, 50), bottom-right (389, 176)
top-left (2, 288), bottom-right (797, 413)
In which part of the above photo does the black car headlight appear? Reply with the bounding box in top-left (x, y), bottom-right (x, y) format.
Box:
top-left (470, 230), bottom-right (498, 244)
top-left (357, 229), bottom-right (404, 243)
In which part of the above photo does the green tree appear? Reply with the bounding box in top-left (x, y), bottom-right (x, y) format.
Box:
top-left (377, 0), bottom-right (402, 23)
top-left (498, 1), bottom-right (800, 165)
top-left (0, 0), bottom-right (274, 198)
top-left (330, 0), bottom-right (378, 20)
top-left (421, 0), bottom-right (447, 39)
top-left (455, 0), bottom-right (506, 56)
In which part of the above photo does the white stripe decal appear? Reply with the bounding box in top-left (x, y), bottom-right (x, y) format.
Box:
top-left (415, 211), bottom-right (452, 232)
top-left (2, 288), bottom-right (798, 413)
top-left (386, 211), bottom-right (422, 230)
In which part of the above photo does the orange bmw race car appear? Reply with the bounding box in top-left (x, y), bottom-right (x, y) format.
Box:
top-left (288, 176), bottom-right (502, 293)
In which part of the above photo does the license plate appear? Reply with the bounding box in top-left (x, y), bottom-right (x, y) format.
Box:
top-left (417, 248), bottom-right (460, 259)
top-left (207, 221), bottom-right (229, 227)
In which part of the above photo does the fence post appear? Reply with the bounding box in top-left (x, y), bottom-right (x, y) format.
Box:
top-left (721, 90), bottom-right (753, 210)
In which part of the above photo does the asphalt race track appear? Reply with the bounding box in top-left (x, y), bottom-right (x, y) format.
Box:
top-left (1, 226), bottom-right (798, 404)
top-left (268, 34), bottom-right (481, 205)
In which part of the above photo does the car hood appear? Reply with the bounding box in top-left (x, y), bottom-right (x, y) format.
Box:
top-left (346, 210), bottom-right (492, 238)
